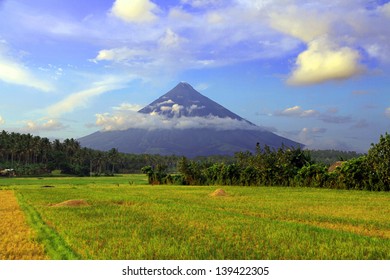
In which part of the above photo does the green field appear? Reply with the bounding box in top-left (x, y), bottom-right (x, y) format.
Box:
top-left (1, 175), bottom-right (390, 260)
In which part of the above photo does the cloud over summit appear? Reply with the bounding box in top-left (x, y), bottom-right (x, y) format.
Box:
top-left (95, 109), bottom-right (257, 131)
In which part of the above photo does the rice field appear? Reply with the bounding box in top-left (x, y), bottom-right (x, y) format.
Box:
top-left (1, 174), bottom-right (390, 260)
top-left (0, 190), bottom-right (46, 260)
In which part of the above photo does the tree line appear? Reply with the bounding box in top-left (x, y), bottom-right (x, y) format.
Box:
top-left (2, 129), bottom-right (388, 191)
top-left (143, 133), bottom-right (390, 191)
top-left (0, 130), bottom-right (179, 176)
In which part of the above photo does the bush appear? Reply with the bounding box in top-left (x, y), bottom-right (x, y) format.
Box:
top-left (367, 133), bottom-right (390, 191)
top-left (338, 156), bottom-right (371, 190)
top-left (295, 164), bottom-right (328, 188)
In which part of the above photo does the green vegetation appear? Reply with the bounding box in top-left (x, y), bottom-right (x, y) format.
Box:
top-left (0, 130), bottom-right (180, 176)
top-left (0, 129), bottom-right (365, 178)
top-left (16, 192), bottom-right (79, 260)
top-left (2, 176), bottom-right (389, 259)
top-left (144, 133), bottom-right (390, 191)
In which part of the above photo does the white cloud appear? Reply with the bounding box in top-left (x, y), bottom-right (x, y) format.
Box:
top-left (110, 0), bottom-right (159, 23)
top-left (4, 0), bottom-right (390, 87)
top-left (187, 104), bottom-right (205, 114)
top-left (287, 38), bottom-right (364, 85)
top-left (276, 105), bottom-right (354, 124)
top-left (95, 107), bottom-right (257, 131)
top-left (194, 83), bottom-right (210, 91)
top-left (94, 47), bottom-right (148, 62)
top-left (297, 127), bottom-right (327, 147)
top-left (25, 0), bottom-right (385, 86)
top-left (168, 7), bottom-right (194, 22)
top-left (171, 104), bottom-right (184, 115)
top-left (0, 115), bottom-right (4, 125)
top-left (0, 52), bottom-right (53, 92)
top-left (92, 31), bottom-right (188, 78)
top-left (300, 127), bottom-right (327, 136)
top-left (276, 106), bottom-right (319, 118)
top-left (234, 0), bottom-right (273, 10)
top-left (160, 106), bottom-right (172, 112)
top-left (23, 119), bottom-right (67, 133)
top-left (206, 12), bottom-right (225, 24)
top-left (386, 107), bottom-right (390, 118)
top-left (299, 133), bottom-right (353, 151)
top-left (46, 76), bottom-right (126, 117)
top-left (158, 28), bottom-right (185, 49)
top-left (112, 103), bottom-right (143, 112)
top-left (269, 5), bottom-right (330, 43)
top-left (267, 3), bottom-right (377, 85)
top-left (380, 3), bottom-right (390, 18)
top-left (91, 1), bottom-right (300, 79)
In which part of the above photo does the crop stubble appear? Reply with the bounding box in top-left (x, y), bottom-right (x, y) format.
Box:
top-left (0, 190), bottom-right (46, 260)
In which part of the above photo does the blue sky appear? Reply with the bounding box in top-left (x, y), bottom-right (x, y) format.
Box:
top-left (0, 0), bottom-right (389, 152)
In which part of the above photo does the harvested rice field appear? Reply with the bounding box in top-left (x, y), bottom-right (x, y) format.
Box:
top-left (0, 190), bottom-right (46, 260)
top-left (0, 174), bottom-right (389, 260)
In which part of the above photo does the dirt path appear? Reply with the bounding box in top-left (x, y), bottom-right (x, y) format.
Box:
top-left (0, 190), bottom-right (47, 260)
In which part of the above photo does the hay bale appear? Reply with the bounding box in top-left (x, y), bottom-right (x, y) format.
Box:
top-left (210, 188), bottom-right (228, 197)
top-left (51, 199), bottom-right (89, 207)
top-left (328, 161), bottom-right (345, 172)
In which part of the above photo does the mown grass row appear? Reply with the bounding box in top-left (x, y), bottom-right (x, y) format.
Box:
top-left (16, 192), bottom-right (80, 260)
top-left (14, 180), bottom-right (390, 260)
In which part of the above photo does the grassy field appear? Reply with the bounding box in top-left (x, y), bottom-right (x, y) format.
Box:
top-left (1, 174), bottom-right (390, 260)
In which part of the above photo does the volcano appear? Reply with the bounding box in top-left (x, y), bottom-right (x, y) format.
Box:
top-left (79, 82), bottom-right (301, 157)
top-left (138, 82), bottom-right (249, 121)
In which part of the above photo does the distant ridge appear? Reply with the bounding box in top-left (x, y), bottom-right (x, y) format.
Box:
top-left (79, 82), bottom-right (302, 156)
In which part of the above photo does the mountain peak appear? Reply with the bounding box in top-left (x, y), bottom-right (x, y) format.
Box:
top-left (138, 82), bottom-right (249, 122)
top-left (179, 81), bottom-right (192, 87)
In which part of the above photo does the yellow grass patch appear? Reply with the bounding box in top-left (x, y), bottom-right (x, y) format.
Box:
top-left (0, 191), bottom-right (46, 260)
top-left (210, 188), bottom-right (228, 197)
top-left (51, 199), bottom-right (89, 207)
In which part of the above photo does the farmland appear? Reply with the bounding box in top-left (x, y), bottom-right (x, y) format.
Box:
top-left (1, 174), bottom-right (390, 260)
top-left (0, 190), bottom-right (46, 260)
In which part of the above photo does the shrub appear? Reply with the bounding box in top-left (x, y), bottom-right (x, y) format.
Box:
top-left (367, 133), bottom-right (390, 191)
top-left (295, 164), bottom-right (328, 188)
top-left (338, 156), bottom-right (370, 190)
